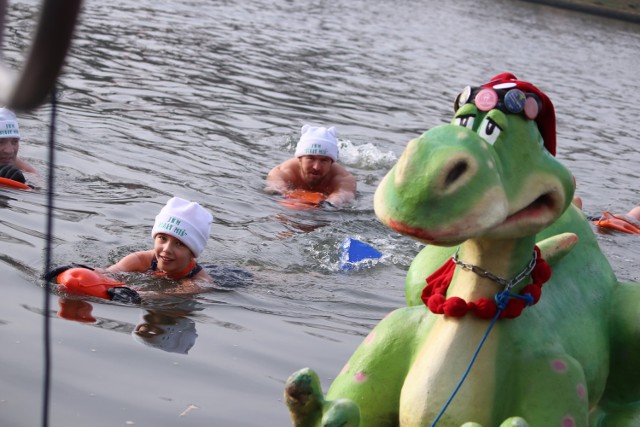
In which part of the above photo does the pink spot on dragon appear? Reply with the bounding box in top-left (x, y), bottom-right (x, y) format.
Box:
top-left (284, 73), bottom-right (640, 426)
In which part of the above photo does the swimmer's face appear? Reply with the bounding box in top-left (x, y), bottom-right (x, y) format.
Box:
top-left (0, 138), bottom-right (19, 166)
top-left (299, 155), bottom-right (333, 187)
top-left (153, 233), bottom-right (194, 275)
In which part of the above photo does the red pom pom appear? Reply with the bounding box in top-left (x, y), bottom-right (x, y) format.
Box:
top-left (473, 298), bottom-right (498, 319)
top-left (419, 251), bottom-right (550, 320)
top-left (521, 284), bottom-right (542, 303)
top-left (501, 299), bottom-right (526, 318)
top-left (532, 260), bottom-right (552, 284)
top-left (427, 294), bottom-right (446, 314)
top-left (443, 297), bottom-right (469, 317)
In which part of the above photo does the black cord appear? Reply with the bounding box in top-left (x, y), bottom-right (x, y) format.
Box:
top-left (41, 86), bottom-right (57, 427)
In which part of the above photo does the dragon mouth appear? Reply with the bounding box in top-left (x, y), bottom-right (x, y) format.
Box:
top-left (502, 190), bottom-right (561, 226)
top-left (384, 189), bottom-right (563, 244)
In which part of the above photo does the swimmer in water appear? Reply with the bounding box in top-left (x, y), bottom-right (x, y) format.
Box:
top-left (266, 125), bottom-right (356, 208)
top-left (102, 197), bottom-right (214, 293)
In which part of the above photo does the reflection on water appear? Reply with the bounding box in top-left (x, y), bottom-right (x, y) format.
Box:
top-left (57, 298), bottom-right (100, 323)
top-left (274, 211), bottom-right (331, 238)
top-left (2, 0), bottom-right (639, 425)
top-left (25, 298), bottom-right (249, 356)
top-left (133, 311), bottom-right (198, 355)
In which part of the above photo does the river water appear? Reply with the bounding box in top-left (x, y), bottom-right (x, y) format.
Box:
top-left (1, 0), bottom-right (638, 426)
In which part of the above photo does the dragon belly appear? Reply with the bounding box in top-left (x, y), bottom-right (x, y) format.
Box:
top-left (399, 316), bottom-right (500, 426)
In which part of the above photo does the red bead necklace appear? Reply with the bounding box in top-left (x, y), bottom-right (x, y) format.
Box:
top-left (421, 246), bottom-right (552, 319)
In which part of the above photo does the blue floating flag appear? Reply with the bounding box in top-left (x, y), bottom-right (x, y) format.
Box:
top-left (339, 237), bottom-right (383, 271)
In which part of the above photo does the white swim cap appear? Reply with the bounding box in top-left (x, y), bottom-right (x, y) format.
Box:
top-left (294, 125), bottom-right (338, 162)
top-left (0, 108), bottom-right (20, 139)
top-left (152, 197), bottom-right (212, 257)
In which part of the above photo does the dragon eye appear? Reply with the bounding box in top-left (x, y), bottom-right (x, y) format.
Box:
top-left (478, 117), bottom-right (502, 145)
top-left (454, 115), bottom-right (475, 129)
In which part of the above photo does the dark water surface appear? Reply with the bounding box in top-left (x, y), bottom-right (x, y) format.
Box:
top-left (2, 0), bottom-right (639, 425)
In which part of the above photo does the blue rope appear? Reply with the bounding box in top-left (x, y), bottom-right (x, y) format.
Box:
top-left (429, 308), bottom-right (501, 427)
top-left (496, 289), bottom-right (534, 307)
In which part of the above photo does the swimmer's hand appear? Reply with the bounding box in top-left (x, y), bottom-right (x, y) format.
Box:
top-left (107, 286), bottom-right (142, 304)
top-left (43, 263), bottom-right (95, 281)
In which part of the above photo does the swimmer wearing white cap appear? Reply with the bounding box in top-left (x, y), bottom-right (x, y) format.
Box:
top-left (266, 125), bottom-right (357, 207)
top-left (103, 197), bottom-right (214, 290)
top-left (0, 107), bottom-right (38, 174)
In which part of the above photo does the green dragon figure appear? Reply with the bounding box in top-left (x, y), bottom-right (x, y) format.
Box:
top-left (284, 73), bottom-right (640, 426)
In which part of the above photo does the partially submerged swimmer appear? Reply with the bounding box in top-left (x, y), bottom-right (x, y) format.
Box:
top-left (0, 107), bottom-right (38, 174)
top-left (47, 197), bottom-right (214, 302)
top-left (573, 196), bottom-right (640, 234)
top-left (593, 207), bottom-right (640, 234)
top-left (101, 196), bottom-right (214, 292)
top-left (266, 125), bottom-right (357, 207)
top-left (0, 108), bottom-right (38, 189)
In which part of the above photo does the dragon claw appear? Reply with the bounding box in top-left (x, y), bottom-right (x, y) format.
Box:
top-left (285, 368), bottom-right (360, 427)
top-left (285, 368), bottom-right (324, 426)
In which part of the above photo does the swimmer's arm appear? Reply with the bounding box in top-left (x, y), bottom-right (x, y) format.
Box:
top-left (15, 158), bottom-right (38, 174)
top-left (163, 270), bottom-right (214, 296)
top-left (265, 159), bottom-right (296, 195)
top-left (628, 206), bottom-right (640, 221)
top-left (102, 250), bottom-right (155, 274)
top-left (325, 167), bottom-right (357, 207)
top-left (193, 268), bottom-right (214, 284)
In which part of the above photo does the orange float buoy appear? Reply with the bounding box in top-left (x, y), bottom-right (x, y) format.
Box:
top-left (56, 267), bottom-right (126, 300)
top-left (279, 189), bottom-right (327, 210)
top-left (0, 177), bottom-right (31, 190)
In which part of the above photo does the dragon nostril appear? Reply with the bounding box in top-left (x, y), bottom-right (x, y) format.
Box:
top-left (444, 160), bottom-right (468, 187)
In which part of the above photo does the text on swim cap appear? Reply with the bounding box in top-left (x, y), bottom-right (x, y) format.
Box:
top-left (0, 124), bottom-right (18, 135)
top-left (304, 143), bottom-right (329, 156)
top-left (156, 216), bottom-right (188, 237)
